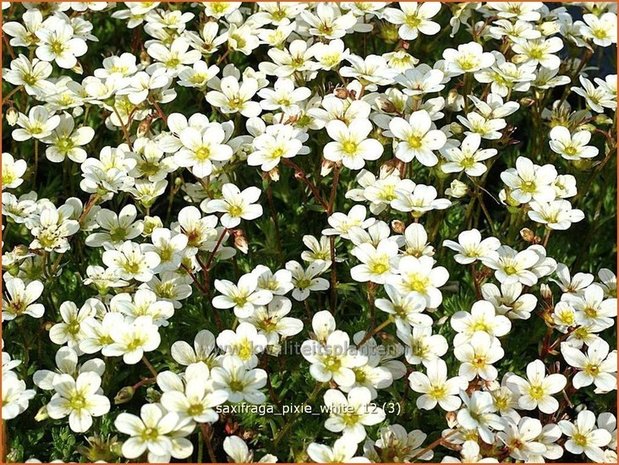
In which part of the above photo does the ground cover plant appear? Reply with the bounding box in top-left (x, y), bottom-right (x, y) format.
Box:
top-left (1, 1), bottom-right (617, 463)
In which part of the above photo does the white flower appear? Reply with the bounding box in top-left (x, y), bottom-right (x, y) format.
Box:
top-left (563, 284), bottom-right (617, 328)
top-left (174, 125), bottom-right (233, 178)
top-left (102, 316), bottom-right (161, 364)
top-left (102, 241), bottom-right (161, 282)
top-left (203, 183), bottom-right (263, 229)
top-left (497, 416), bottom-right (547, 462)
top-left (323, 205), bottom-right (375, 239)
top-left (559, 410), bottom-right (612, 462)
top-left (42, 114), bottom-right (94, 164)
top-left (171, 329), bottom-right (219, 369)
top-left (211, 356), bottom-right (268, 404)
top-left (49, 301), bottom-right (96, 348)
top-left (159, 362), bottom-right (228, 423)
top-left (483, 245), bottom-right (540, 286)
top-left (481, 282), bottom-right (537, 320)
top-left (300, 4), bottom-right (357, 41)
top-left (47, 372), bottom-right (110, 433)
top-left (2, 372), bottom-right (35, 420)
top-left (307, 437), bottom-right (369, 463)
top-left (35, 17), bottom-right (87, 69)
top-left (115, 403), bottom-right (194, 462)
top-left (506, 359), bottom-right (567, 414)
top-left (500, 157), bottom-right (557, 205)
top-left (147, 37), bottom-right (201, 76)
top-left (223, 435), bottom-right (278, 463)
top-left (457, 391), bottom-right (504, 444)
top-left (391, 184), bottom-right (451, 217)
top-left (389, 255), bottom-right (449, 308)
top-left (454, 332), bottom-right (504, 381)
top-left (398, 325), bottom-right (448, 366)
top-left (443, 229), bottom-right (500, 265)
top-left (561, 339), bottom-right (617, 393)
top-left (324, 119), bottom-right (383, 170)
top-left (376, 285), bottom-right (432, 332)
top-left (408, 359), bottom-right (468, 411)
top-left (205, 76), bottom-right (261, 117)
top-left (3, 55), bottom-right (53, 96)
top-left (528, 200), bottom-right (584, 230)
top-left (12, 106), bottom-right (60, 141)
top-left (1, 153), bottom-right (27, 189)
top-left (323, 387), bottom-right (386, 443)
top-left (213, 272), bottom-right (273, 318)
top-left (513, 37), bottom-right (564, 70)
top-left (580, 13), bottom-right (617, 47)
top-left (549, 126), bottom-right (599, 161)
top-left (443, 42), bottom-right (495, 75)
top-left (86, 205), bottom-right (143, 248)
top-left (382, 2), bottom-right (441, 40)
top-left (388, 110), bottom-right (446, 166)
top-left (2, 277), bottom-right (44, 321)
top-left (216, 322), bottom-right (268, 368)
top-left (286, 260), bottom-right (330, 301)
top-left (241, 297), bottom-right (303, 345)
top-left (302, 330), bottom-right (367, 388)
top-left (258, 78), bottom-right (311, 113)
top-left (248, 123), bottom-right (308, 171)
top-left (350, 239), bottom-right (399, 284)
top-left (451, 300), bottom-right (512, 346)
top-left (441, 134), bottom-right (497, 176)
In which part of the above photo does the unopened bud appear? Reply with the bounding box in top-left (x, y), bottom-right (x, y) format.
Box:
top-left (445, 179), bottom-right (468, 198)
top-left (140, 50), bottom-right (151, 66)
top-left (520, 228), bottom-right (536, 243)
top-left (114, 386), bottom-right (135, 405)
top-left (594, 115), bottom-right (613, 126)
top-left (446, 89), bottom-right (465, 112)
top-left (391, 220), bottom-right (406, 234)
top-left (449, 121), bottom-right (464, 135)
top-left (519, 97), bottom-right (536, 107)
top-left (378, 22), bottom-right (400, 43)
top-left (539, 21), bottom-right (560, 36)
top-left (137, 118), bottom-right (151, 137)
top-left (232, 229), bottom-right (248, 254)
top-left (446, 411), bottom-right (458, 428)
top-left (321, 159), bottom-right (335, 176)
top-left (267, 167), bottom-right (280, 182)
top-left (72, 62), bottom-right (84, 74)
top-left (143, 216), bottom-right (163, 236)
top-left (333, 87), bottom-right (349, 99)
top-left (267, 343), bottom-right (281, 356)
top-left (540, 283), bottom-right (553, 301)
top-left (145, 387), bottom-right (161, 403)
top-left (35, 405), bottom-right (49, 421)
top-left (5, 107), bottom-right (18, 126)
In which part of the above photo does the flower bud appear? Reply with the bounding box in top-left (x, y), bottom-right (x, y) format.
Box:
top-left (449, 121), bottom-right (464, 135)
top-left (137, 118), bottom-right (151, 137)
top-left (267, 167), bottom-right (280, 182)
top-left (232, 229), bottom-right (249, 254)
top-left (5, 107), bottom-right (18, 126)
top-left (35, 405), bottom-right (49, 422)
top-left (333, 87), bottom-right (350, 99)
top-left (391, 220), bottom-right (406, 234)
top-left (143, 216), bottom-right (163, 235)
top-left (114, 386), bottom-right (135, 405)
top-left (321, 159), bottom-right (335, 176)
top-left (378, 22), bottom-right (400, 43)
top-left (520, 228), bottom-right (536, 243)
top-left (540, 283), bottom-right (553, 301)
top-left (539, 21), bottom-right (561, 36)
top-left (446, 89), bottom-right (465, 112)
top-left (71, 61), bottom-right (84, 75)
top-left (594, 115), bottom-right (613, 126)
top-left (445, 179), bottom-right (468, 198)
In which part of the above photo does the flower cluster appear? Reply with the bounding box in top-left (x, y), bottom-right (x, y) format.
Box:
top-left (1, 2), bottom-right (617, 463)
